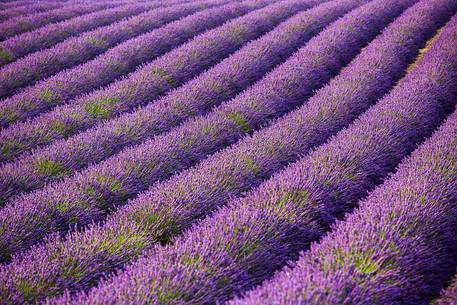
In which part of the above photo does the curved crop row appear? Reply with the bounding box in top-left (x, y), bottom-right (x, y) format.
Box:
top-left (0, 1), bottom-right (121, 40)
top-left (65, 10), bottom-right (457, 304)
top-left (232, 49), bottom-right (457, 305)
top-left (0, 0), bottom-right (302, 165)
top-left (0, 0), bottom-right (221, 99)
top-left (0, 0), bottom-right (347, 205)
top-left (0, 0), bottom-right (407, 265)
top-left (0, 0), bottom-right (450, 302)
top-left (0, 0), bottom-right (267, 135)
top-left (0, 1), bottom-right (48, 10)
top-left (0, 2), bottom-right (62, 22)
top-left (0, 2), bottom-right (162, 67)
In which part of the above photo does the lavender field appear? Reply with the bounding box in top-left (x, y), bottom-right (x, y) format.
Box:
top-left (0, 0), bottom-right (456, 304)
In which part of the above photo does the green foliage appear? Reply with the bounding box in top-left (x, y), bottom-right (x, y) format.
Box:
top-left (275, 190), bottom-right (310, 209)
top-left (0, 141), bottom-right (13, 159)
top-left (227, 112), bottom-right (251, 133)
top-left (85, 36), bottom-right (108, 48)
top-left (0, 107), bottom-right (19, 124)
top-left (0, 48), bottom-right (13, 63)
top-left (84, 96), bottom-right (119, 118)
top-left (62, 257), bottom-right (85, 279)
top-left (34, 159), bottom-right (69, 177)
top-left (40, 88), bottom-right (58, 104)
top-left (241, 155), bottom-right (260, 174)
top-left (151, 67), bottom-right (175, 87)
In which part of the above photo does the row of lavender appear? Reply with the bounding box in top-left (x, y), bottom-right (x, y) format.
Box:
top-left (0, 1), bottom-right (127, 40)
top-left (1, 0), bottom-right (457, 303)
top-left (0, 0), bottom-right (272, 139)
top-left (231, 14), bottom-right (457, 304)
top-left (0, 1), bottom-right (165, 67)
top-left (0, 0), bottom-right (342, 204)
top-left (0, 0), bottom-right (344, 261)
top-left (0, 0), bottom-right (408, 265)
top-left (0, 1), bottom-right (63, 22)
top-left (0, 0), bottom-right (453, 303)
top-left (60, 10), bottom-right (457, 305)
top-left (0, 0), bottom-right (324, 205)
top-left (0, 0), bottom-right (227, 99)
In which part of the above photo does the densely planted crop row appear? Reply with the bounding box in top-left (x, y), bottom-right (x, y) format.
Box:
top-left (0, 0), bottom-right (408, 265)
top-left (232, 40), bottom-right (457, 304)
top-left (0, 0), bottom-right (359, 299)
top-left (0, 1), bottom-right (121, 40)
top-left (1, 0), bottom-right (450, 302)
top-left (64, 11), bottom-right (457, 304)
top-left (0, 0), bottom-right (222, 100)
top-left (0, 2), bottom-right (62, 22)
top-left (0, 2), bottom-right (162, 67)
top-left (0, 1), bottom-right (46, 10)
top-left (0, 0), bottom-right (309, 165)
top-left (0, 0), bottom-right (270, 135)
top-left (233, 117), bottom-right (457, 305)
top-left (0, 0), bottom-right (349, 205)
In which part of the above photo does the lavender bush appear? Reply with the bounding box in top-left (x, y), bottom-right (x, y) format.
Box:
top-left (0, 0), bottom-right (404, 262)
top-left (0, 0), bottom-right (270, 131)
top-left (65, 9), bottom-right (457, 304)
top-left (0, 1), bottom-right (120, 40)
top-left (0, 0), bottom-right (451, 302)
top-left (0, 0), bottom-right (223, 99)
top-left (0, 0), bottom-right (344, 204)
top-left (0, 2), bottom-right (161, 67)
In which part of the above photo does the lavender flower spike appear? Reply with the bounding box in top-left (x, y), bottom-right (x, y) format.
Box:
top-left (0, 0), bottom-right (404, 262)
top-left (0, 0), bottom-right (451, 302)
top-left (64, 8), bottom-right (456, 305)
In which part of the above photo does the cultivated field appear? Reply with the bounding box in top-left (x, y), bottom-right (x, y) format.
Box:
top-left (0, 0), bottom-right (456, 304)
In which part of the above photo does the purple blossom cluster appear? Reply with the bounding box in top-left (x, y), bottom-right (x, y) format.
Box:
top-left (1, 0), bottom-right (456, 303)
top-left (0, 0), bottom-right (452, 303)
top-left (0, 0), bottom-right (404, 263)
top-left (0, 2), bottom-right (62, 22)
top-left (0, 0), bottom-right (308, 164)
top-left (0, 1), bottom-right (56, 10)
top-left (0, 2), bottom-right (161, 67)
top-left (0, 0), bottom-right (222, 99)
top-left (0, 0), bottom-right (269, 138)
top-left (0, 0), bottom-right (341, 205)
top-left (0, 1), bottom-right (121, 41)
top-left (62, 6), bottom-right (457, 304)
top-left (231, 20), bottom-right (457, 304)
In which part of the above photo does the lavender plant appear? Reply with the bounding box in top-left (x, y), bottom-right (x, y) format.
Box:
top-left (0, 0), bottom-right (346, 204)
top-left (232, 66), bottom-right (457, 305)
top-left (0, 0), bottom-right (225, 98)
top-left (0, 2), bottom-right (62, 22)
top-left (0, 1), bottom-right (120, 40)
top-left (0, 0), bottom-right (270, 130)
top-left (0, 0), bottom-right (404, 262)
top-left (64, 10), bottom-right (457, 305)
top-left (0, 2), bottom-right (162, 67)
top-left (0, 0), bottom-right (451, 302)
top-left (0, 0), bottom-right (305, 162)
top-left (436, 273), bottom-right (457, 305)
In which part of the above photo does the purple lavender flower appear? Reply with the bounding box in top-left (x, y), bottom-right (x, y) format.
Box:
top-left (1, 0), bottom-right (452, 303)
top-left (0, 0), bottom-right (270, 132)
top-left (0, 1), bottom-right (121, 41)
top-left (0, 0), bottom-right (403, 263)
top-left (0, 0), bottom-right (336, 204)
top-left (0, 0), bottom-right (228, 99)
top-left (62, 7), bottom-right (457, 305)
top-left (0, 2), bottom-right (162, 67)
